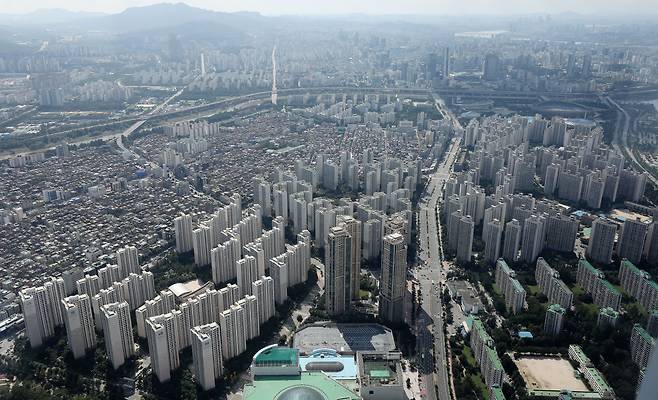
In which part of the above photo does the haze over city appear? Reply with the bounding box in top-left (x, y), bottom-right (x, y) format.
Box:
top-left (3, 0), bottom-right (658, 16)
top-left (0, 1), bottom-right (657, 400)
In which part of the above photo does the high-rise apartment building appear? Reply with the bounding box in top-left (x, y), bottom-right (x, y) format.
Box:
top-left (544, 304), bottom-right (565, 336)
top-left (631, 325), bottom-right (656, 370)
top-left (236, 255), bottom-right (259, 297)
top-left (325, 226), bottom-right (352, 316)
top-left (379, 233), bottom-right (407, 323)
top-left (191, 322), bottom-right (223, 391)
top-left (502, 219), bottom-right (521, 262)
top-left (20, 277), bottom-right (66, 348)
top-left (116, 245), bottom-right (140, 277)
top-left (146, 312), bottom-right (181, 383)
top-left (587, 218), bottom-right (616, 264)
top-left (174, 214), bottom-right (194, 253)
top-left (193, 225), bottom-right (213, 267)
top-left (617, 218), bottom-right (648, 265)
top-left (336, 215), bottom-right (362, 301)
top-left (62, 294), bottom-right (97, 359)
top-left (252, 277), bottom-right (275, 325)
top-left (100, 301), bottom-right (135, 370)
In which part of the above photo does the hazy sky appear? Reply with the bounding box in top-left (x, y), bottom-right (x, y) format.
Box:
top-left (2, 0), bottom-right (657, 16)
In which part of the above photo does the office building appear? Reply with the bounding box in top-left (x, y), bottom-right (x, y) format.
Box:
top-left (100, 301), bottom-right (135, 370)
top-left (191, 322), bottom-right (223, 391)
top-left (379, 233), bottom-right (407, 323)
top-left (62, 294), bottom-right (97, 359)
top-left (325, 226), bottom-right (352, 316)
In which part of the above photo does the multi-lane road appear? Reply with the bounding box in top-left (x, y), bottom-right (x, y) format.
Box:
top-left (414, 95), bottom-right (462, 400)
top-left (606, 96), bottom-right (658, 187)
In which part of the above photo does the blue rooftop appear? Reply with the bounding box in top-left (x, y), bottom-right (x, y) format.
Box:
top-left (518, 331), bottom-right (534, 339)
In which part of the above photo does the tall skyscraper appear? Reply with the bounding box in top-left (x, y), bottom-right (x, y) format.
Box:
top-left (191, 323), bottom-right (223, 391)
top-left (587, 218), bottom-right (616, 264)
top-left (62, 294), bottom-right (97, 359)
top-left (379, 233), bottom-right (407, 323)
top-left (100, 301), bottom-right (135, 370)
top-left (325, 226), bottom-right (352, 316)
top-left (337, 215), bottom-right (362, 301)
top-left (175, 214), bottom-right (194, 253)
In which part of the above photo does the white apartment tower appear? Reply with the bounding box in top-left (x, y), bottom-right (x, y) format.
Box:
top-left (191, 323), bottom-right (223, 391)
top-left (325, 226), bottom-right (352, 316)
top-left (62, 294), bottom-right (97, 359)
top-left (379, 233), bottom-right (407, 323)
top-left (337, 215), bottom-right (362, 301)
top-left (193, 225), bottom-right (213, 267)
top-left (100, 301), bottom-right (135, 370)
top-left (175, 214), bottom-right (194, 253)
top-left (116, 245), bottom-right (140, 277)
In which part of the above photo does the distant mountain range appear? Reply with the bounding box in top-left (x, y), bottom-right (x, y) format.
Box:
top-left (0, 8), bottom-right (106, 25)
top-left (0, 3), bottom-right (269, 34)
